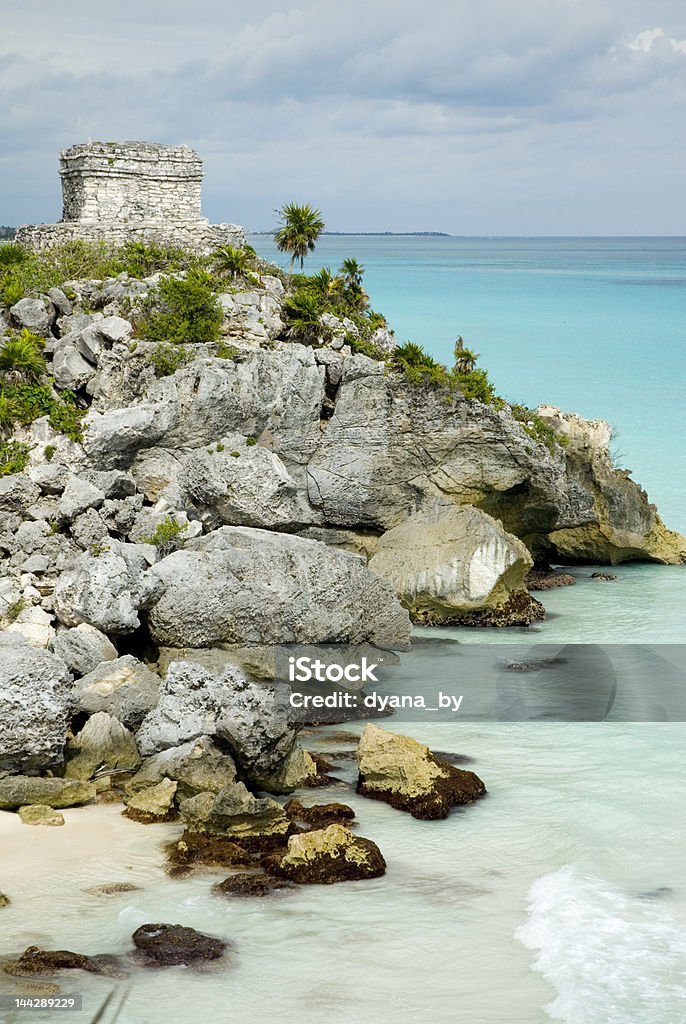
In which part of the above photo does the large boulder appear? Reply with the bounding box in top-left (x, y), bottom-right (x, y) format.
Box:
top-left (73, 656), bottom-right (160, 728)
top-left (53, 543), bottom-right (162, 635)
top-left (0, 776), bottom-right (96, 810)
top-left (10, 296), bottom-right (53, 335)
top-left (179, 436), bottom-right (313, 530)
top-left (134, 661), bottom-right (304, 790)
top-left (356, 723), bottom-right (487, 820)
top-left (178, 784), bottom-right (291, 839)
top-left (52, 623), bottom-right (118, 677)
top-left (131, 924), bottom-right (227, 968)
top-left (64, 712), bottom-right (141, 780)
top-left (124, 777), bottom-right (177, 823)
top-left (0, 637), bottom-right (73, 773)
top-left (368, 504), bottom-right (543, 626)
top-left (145, 527), bottom-right (411, 648)
top-left (264, 824), bottom-right (386, 884)
top-left (125, 736), bottom-right (238, 799)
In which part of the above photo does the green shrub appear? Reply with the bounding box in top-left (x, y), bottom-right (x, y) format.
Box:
top-left (3, 597), bottom-right (25, 622)
top-left (1, 275), bottom-right (24, 307)
top-left (0, 331), bottom-right (47, 382)
top-left (216, 342), bottom-right (238, 359)
top-left (283, 290), bottom-right (324, 344)
top-left (246, 436), bottom-right (257, 447)
top-left (48, 390), bottom-right (85, 442)
top-left (0, 440), bottom-right (32, 476)
top-left (44, 444), bottom-right (56, 462)
top-left (509, 403), bottom-right (566, 453)
top-left (140, 515), bottom-right (188, 555)
top-left (454, 368), bottom-right (499, 404)
top-left (138, 273), bottom-right (222, 344)
top-left (0, 242), bottom-right (29, 270)
top-left (213, 245), bottom-right (255, 281)
top-left (0, 392), bottom-right (17, 434)
top-left (107, 241), bottom-right (189, 279)
top-left (148, 341), bottom-right (189, 378)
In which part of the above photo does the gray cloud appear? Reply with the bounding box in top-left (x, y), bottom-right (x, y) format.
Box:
top-left (1, 0), bottom-right (685, 233)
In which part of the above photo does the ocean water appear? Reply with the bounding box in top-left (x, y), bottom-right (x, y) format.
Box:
top-left (1, 239), bottom-right (684, 1023)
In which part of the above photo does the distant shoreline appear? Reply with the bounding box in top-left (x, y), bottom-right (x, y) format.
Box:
top-left (250, 230), bottom-right (452, 237)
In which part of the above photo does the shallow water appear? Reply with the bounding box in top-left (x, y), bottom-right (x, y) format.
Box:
top-left (2, 716), bottom-right (685, 1024)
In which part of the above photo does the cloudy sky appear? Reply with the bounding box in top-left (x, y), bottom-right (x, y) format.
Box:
top-left (1, 0), bottom-right (684, 233)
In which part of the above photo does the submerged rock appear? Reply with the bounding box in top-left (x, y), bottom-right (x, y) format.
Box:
top-left (18, 804), bottom-right (65, 826)
top-left (166, 833), bottom-right (254, 873)
top-left (283, 798), bottom-right (356, 831)
top-left (212, 872), bottom-right (291, 898)
top-left (590, 571), bottom-right (618, 581)
top-left (0, 776), bottom-right (96, 811)
top-left (356, 723), bottom-right (487, 820)
top-left (131, 924), bottom-right (227, 967)
top-left (369, 504), bottom-right (542, 626)
top-left (525, 568), bottom-right (576, 590)
top-left (4, 946), bottom-right (123, 978)
top-left (0, 892), bottom-right (11, 908)
top-left (264, 824), bottom-right (386, 884)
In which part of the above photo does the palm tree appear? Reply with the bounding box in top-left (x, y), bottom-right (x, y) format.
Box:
top-left (213, 244), bottom-right (253, 281)
top-left (339, 258), bottom-right (364, 290)
top-left (274, 202), bottom-right (325, 277)
top-left (453, 336), bottom-right (480, 374)
top-left (310, 267), bottom-right (343, 302)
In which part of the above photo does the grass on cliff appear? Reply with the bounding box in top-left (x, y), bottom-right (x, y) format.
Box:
top-left (0, 330), bottom-right (86, 450)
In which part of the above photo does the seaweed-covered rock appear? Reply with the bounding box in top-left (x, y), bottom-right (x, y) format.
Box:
top-left (526, 568), bottom-right (576, 590)
top-left (0, 637), bottom-right (73, 773)
top-left (166, 833), bottom-right (254, 873)
top-left (212, 872), bottom-right (291, 898)
top-left (131, 924), bottom-right (227, 967)
top-left (123, 777), bottom-right (177, 823)
top-left (65, 711), bottom-right (140, 780)
top-left (178, 783), bottom-right (291, 840)
top-left (284, 798), bottom-right (356, 830)
top-left (4, 946), bottom-right (123, 978)
top-left (264, 824), bottom-right (385, 884)
top-left (18, 805), bottom-right (65, 826)
top-left (0, 776), bottom-right (96, 811)
top-left (356, 723), bottom-right (486, 820)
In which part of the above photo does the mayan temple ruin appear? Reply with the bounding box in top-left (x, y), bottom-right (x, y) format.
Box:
top-left (16, 141), bottom-right (245, 252)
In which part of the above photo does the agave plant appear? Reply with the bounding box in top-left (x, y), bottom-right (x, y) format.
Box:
top-left (0, 241), bottom-right (29, 269)
top-left (0, 330), bottom-right (46, 382)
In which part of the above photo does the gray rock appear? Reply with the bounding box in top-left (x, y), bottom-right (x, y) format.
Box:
top-left (135, 660), bottom-right (297, 785)
top-left (29, 463), bottom-right (70, 495)
top-left (0, 776), bottom-right (95, 810)
top-left (84, 396), bottom-right (179, 470)
top-left (56, 476), bottom-right (106, 525)
top-left (10, 297), bottom-right (52, 336)
top-left (64, 711), bottom-right (141, 780)
top-left (368, 504), bottom-right (537, 623)
top-left (146, 527), bottom-right (411, 649)
top-left (53, 542), bottom-right (162, 635)
top-left (70, 508), bottom-right (110, 550)
top-left (0, 474), bottom-right (41, 514)
top-left (126, 736), bottom-right (237, 799)
top-left (82, 470), bottom-right (137, 499)
top-left (178, 784), bottom-right (290, 839)
top-left (74, 655), bottom-right (160, 728)
top-left (52, 623), bottom-right (118, 677)
top-left (20, 553), bottom-right (49, 574)
top-left (53, 344), bottom-right (95, 389)
top-left (179, 437), bottom-right (313, 530)
top-left (47, 287), bottom-right (73, 316)
top-left (0, 638), bottom-right (72, 772)
top-left (76, 324), bottom-right (104, 364)
top-left (96, 316), bottom-right (133, 344)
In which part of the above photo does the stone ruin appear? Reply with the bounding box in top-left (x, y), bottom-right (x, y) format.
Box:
top-left (16, 141), bottom-right (245, 253)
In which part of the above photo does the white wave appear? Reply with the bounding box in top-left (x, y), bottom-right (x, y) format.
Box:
top-left (517, 865), bottom-right (686, 1024)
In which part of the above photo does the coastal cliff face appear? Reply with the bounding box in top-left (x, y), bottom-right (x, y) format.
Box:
top-left (0, 239), bottom-right (684, 807)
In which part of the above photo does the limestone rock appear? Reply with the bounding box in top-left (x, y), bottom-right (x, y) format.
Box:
top-left (53, 543), bottom-right (162, 635)
top-left (126, 737), bottom-right (237, 800)
top-left (10, 297), bottom-right (52, 335)
top-left (29, 463), bottom-right (70, 495)
top-left (179, 437), bottom-right (312, 530)
top-left (356, 723), bottom-right (487, 820)
top-left (53, 344), bottom-right (95, 389)
top-left (65, 712), bottom-right (141, 780)
top-left (0, 776), bottom-right (96, 810)
top-left (52, 623), bottom-right (118, 677)
top-left (74, 655), bottom-right (160, 728)
top-left (0, 639), bottom-right (72, 772)
top-left (146, 527), bottom-right (411, 648)
top-left (56, 476), bottom-right (105, 525)
top-left (18, 804), bottom-right (65, 826)
top-left (0, 474), bottom-right (41, 514)
top-left (368, 504), bottom-right (543, 626)
top-left (124, 777), bottom-right (177, 823)
top-left (179, 784), bottom-right (291, 839)
top-left (134, 661), bottom-right (298, 788)
top-left (264, 824), bottom-right (386, 884)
